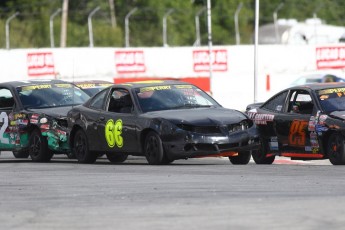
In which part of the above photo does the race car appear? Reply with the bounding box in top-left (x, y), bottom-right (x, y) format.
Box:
top-left (0, 80), bottom-right (90, 161)
top-left (68, 80), bottom-right (259, 165)
top-left (247, 83), bottom-right (345, 165)
top-left (73, 80), bottom-right (114, 96)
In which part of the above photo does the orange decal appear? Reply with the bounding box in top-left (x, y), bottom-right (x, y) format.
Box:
top-left (288, 120), bottom-right (308, 146)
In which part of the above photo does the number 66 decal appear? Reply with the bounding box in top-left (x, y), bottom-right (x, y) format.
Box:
top-left (0, 112), bottom-right (9, 144)
top-left (105, 119), bottom-right (123, 148)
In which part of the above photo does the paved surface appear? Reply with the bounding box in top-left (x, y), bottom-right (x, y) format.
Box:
top-left (1, 151), bottom-right (344, 230)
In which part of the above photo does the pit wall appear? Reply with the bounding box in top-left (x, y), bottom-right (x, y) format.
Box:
top-left (1, 44), bottom-right (344, 111)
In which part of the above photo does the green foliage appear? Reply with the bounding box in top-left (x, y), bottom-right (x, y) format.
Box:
top-left (0, 0), bottom-right (344, 48)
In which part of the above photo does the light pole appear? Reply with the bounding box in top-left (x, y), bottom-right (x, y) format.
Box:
top-left (50, 8), bottom-right (62, 48)
top-left (5, 12), bottom-right (19, 49)
top-left (162, 8), bottom-right (175, 47)
top-left (194, 6), bottom-right (206, 46)
top-left (234, 2), bottom-right (243, 45)
top-left (125, 7), bottom-right (138, 47)
top-left (273, 2), bottom-right (284, 44)
top-left (88, 6), bottom-right (101, 48)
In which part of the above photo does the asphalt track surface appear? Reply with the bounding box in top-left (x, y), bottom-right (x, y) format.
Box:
top-left (1, 151), bottom-right (344, 230)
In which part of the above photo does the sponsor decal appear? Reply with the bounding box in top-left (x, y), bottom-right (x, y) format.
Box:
top-left (27, 52), bottom-right (55, 76)
top-left (30, 119), bottom-right (38, 124)
top-left (305, 146), bottom-right (312, 152)
top-left (140, 85), bottom-right (171, 92)
top-left (318, 88), bottom-right (345, 95)
top-left (115, 50), bottom-right (146, 73)
top-left (40, 124), bottom-right (50, 130)
top-left (318, 115), bottom-right (328, 125)
top-left (316, 46), bottom-right (345, 69)
top-left (247, 113), bottom-right (274, 125)
top-left (193, 49), bottom-right (227, 72)
top-left (269, 137), bottom-right (279, 150)
top-left (31, 114), bottom-right (40, 119)
top-left (105, 119), bottom-right (123, 148)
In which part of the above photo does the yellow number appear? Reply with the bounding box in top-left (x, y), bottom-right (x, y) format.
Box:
top-left (105, 119), bottom-right (123, 148)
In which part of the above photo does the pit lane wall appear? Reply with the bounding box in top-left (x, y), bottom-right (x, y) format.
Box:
top-left (1, 44), bottom-right (345, 111)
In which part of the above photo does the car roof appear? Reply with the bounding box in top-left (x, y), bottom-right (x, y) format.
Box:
top-left (0, 79), bottom-right (71, 88)
top-left (288, 82), bottom-right (345, 91)
top-left (116, 80), bottom-right (191, 89)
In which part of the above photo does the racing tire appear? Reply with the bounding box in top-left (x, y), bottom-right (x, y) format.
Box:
top-left (251, 140), bottom-right (275, 164)
top-left (73, 129), bottom-right (97, 164)
top-left (29, 129), bottom-right (53, 162)
top-left (13, 150), bottom-right (30, 158)
top-left (327, 133), bottom-right (345, 165)
top-left (229, 151), bottom-right (251, 165)
top-left (106, 153), bottom-right (128, 163)
top-left (144, 131), bottom-right (164, 165)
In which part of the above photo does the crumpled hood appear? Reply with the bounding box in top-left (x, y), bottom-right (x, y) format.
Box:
top-left (29, 106), bottom-right (73, 119)
top-left (144, 107), bottom-right (248, 125)
top-left (329, 111), bottom-right (345, 120)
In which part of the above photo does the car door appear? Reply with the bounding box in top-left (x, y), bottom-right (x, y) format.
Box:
top-left (274, 90), bottom-right (314, 153)
top-left (0, 87), bottom-right (18, 150)
top-left (97, 88), bottom-right (139, 154)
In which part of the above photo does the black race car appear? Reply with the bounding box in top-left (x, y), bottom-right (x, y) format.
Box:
top-left (74, 80), bottom-right (114, 96)
top-left (0, 80), bottom-right (90, 161)
top-left (247, 83), bottom-right (345, 165)
top-left (68, 80), bottom-right (259, 165)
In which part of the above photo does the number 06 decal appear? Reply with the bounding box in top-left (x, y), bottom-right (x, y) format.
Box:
top-left (105, 119), bottom-right (123, 148)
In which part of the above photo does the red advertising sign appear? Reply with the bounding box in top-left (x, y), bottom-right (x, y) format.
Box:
top-left (115, 50), bottom-right (146, 74)
top-left (316, 46), bottom-right (345, 69)
top-left (27, 52), bottom-right (55, 77)
top-left (193, 49), bottom-right (227, 72)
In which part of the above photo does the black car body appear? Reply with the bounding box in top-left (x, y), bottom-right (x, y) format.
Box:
top-left (247, 83), bottom-right (345, 165)
top-left (0, 80), bottom-right (89, 161)
top-left (68, 80), bottom-right (259, 164)
top-left (74, 80), bottom-right (114, 96)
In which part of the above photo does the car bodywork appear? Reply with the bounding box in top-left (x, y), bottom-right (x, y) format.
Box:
top-left (0, 80), bottom-right (89, 161)
top-left (247, 83), bottom-right (345, 165)
top-left (68, 80), bottom-right (260, 164)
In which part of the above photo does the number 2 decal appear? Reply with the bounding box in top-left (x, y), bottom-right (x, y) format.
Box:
top-left (0, 112), bottom-right (9, 144)
top-left (288, 120), bottom-right (308, 146)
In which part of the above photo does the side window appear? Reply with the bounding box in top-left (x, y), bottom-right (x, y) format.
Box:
top-left (0, 88), bottom-right (15, 110)
top-left (89, 90), bottom-right (107, 109)
top-left (288, 90), bottom-right (314, 115)
top-left (108, 89), bottom-right (133, 114)
top-left (262, 91), bottom-right (288, 112)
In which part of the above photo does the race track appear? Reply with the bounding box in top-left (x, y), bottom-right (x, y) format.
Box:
top-left (1, 151), bottom-right (344, 230)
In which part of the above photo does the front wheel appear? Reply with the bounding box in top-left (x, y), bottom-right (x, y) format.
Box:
top-left (73, 129), bottom-right (97, 164)
top-left (144, 131), bottom-right (164, 165)
top-left (327, 133), bottom-right (345, 165)
top-left (29, 129), bottom-right (53, 162)
top-left (106, 153), bottom-right (128, 163)
top-left (252, 140), bottom-right (275, 164)
top-left (229, 151), bottom-right (251, 165)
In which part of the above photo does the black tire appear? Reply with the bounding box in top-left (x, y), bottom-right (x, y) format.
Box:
top-left (327, 133), bottom-right (345, 165)
top-left (229, 151), bottom-right (251, 165)
top-left (252, 140), bottom-right (275, 164)
top-left (73, 129), bottom-right (97, 164)
top-left (13, 150), bottom-right (30, 158)
top-left (144, 131), bottom-right (164, 165)
top-left (66, 152), bottom-right (76, 159)
top-left (106, 153), bottom-right (128, 163)
top-left (29, 129), bottom-right (53, 162)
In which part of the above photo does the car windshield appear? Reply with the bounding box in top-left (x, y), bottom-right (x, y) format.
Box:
top-left (17, 83), bottom-right (90, 109)
top-left (317, 87), bottom-right (345, 113)
top-left (135, 84), bottom-right (219, 113)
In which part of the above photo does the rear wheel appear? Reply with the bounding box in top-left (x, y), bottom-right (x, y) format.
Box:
top-left (144, 131), bottom-right (164, 165)
top-left (252, 139), bottom-right (275, 164)
top-left (229, 151), bottom-right (251, 165)
top-left (327, 133), bottom-right (345, 165)
top-left (73, 129), bottom-right (97, 164)
top-left (106, 153), bottom-right (128, 163)
top-left (13, 150), bottom-right (29, 158)
top-left (29, 129), bottom-right (53, 162)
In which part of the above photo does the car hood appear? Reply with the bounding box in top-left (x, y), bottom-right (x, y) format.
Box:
top-left (144, 107), bottom-right (247, 125)
top-left (28, 106), bottom-right (73, 118)
top-left (329, 111), bottom-right (345, 120)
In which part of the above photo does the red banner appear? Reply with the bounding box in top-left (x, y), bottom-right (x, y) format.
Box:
top-left (193, 49), bottom-right (227, 72)
top-left (115, 50), bottom-right (146, 74)
top-left (316, 46), bottom-right (345, 69)
top-left (27, 52), bottom-right (55, 77)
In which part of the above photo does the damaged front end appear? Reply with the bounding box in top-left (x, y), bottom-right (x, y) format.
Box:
top-left (160, 119), bottom-right (260, 160)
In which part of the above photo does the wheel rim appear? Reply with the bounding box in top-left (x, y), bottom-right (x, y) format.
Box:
top-left (330, 135), bottom-right (342, 160)
top-left (30, 134), bottom-right (41, 157)
top-left (75, 132), bottom-right (87, 159)
top-left (146, 135), bottom-right (158, 160)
